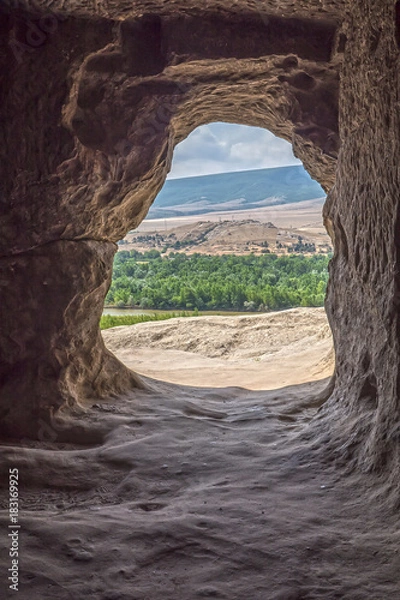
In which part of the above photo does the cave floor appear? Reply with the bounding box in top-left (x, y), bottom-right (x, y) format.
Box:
top-left (0, 378), bottom-right (399, 600)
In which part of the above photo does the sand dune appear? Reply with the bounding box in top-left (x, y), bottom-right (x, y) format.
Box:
top-left (103, 307), bottom-right (334, 389)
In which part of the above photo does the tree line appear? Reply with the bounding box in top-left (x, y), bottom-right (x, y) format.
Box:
top-left (105, 250), bottom-right (330, 312)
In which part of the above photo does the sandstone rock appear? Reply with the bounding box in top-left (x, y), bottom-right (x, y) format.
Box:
top-left (0, 240), bottom-right (142, 439)
top-left (0, 0), bottom-right (341, 439)
top-left (320, 0), bottom-right (400, 478)
top-left (0, 0), bottom-right (399, 483)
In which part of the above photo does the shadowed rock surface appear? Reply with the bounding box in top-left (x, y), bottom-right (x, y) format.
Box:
top-left (0, 0), bottom-right (340, 438)
top-left (321, 0), bottom-right (400, 484)
top-left (1, 1), bottom-right (400, 597)
top-left (0, 0), bottom-right (399, 480)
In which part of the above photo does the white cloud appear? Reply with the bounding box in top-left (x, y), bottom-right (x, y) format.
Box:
top-left (168, 123), bottom-right (301, 179)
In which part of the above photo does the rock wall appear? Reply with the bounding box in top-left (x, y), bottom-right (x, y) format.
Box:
top-left (0, 1), bottom-right (340, 438)
top-left (0, 240), bottom-right (142, 438)
top-left (320, 0), bottom-right (400, 482)
top-left (1, 0), bottom-right (399, 478)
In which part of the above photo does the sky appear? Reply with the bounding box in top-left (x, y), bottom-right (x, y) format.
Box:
top-left (167, 122), bottom-right (301, 180)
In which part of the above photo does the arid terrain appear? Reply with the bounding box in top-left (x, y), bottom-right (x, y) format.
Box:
top-left (103, 307), bottom-right (334, 389)
top-left (121, 199), bottom-right (332, 255)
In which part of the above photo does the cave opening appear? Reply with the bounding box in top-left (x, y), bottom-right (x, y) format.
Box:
top-left (0, 2), bottom-right (342, 441)
top-left (4, 4), bottom-right (400, 597)
top-left (102, 123), bottom-right (334, 391)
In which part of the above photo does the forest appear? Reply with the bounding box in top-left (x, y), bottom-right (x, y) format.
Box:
top-left (105, 250), bottom-right (330, 312)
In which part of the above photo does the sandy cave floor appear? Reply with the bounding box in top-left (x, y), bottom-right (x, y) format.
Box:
top-left (0, 309), bottom-right (400, 599)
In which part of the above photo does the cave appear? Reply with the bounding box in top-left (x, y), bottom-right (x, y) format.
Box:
top-left (1, 1), bottom-right (400, 598)
top-left (0, 2), bottom-right (339, 439)
top-left (102, 121), bottom-right (332, 391)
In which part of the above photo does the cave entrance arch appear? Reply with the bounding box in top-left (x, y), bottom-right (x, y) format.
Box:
top-left (0, 9), bottom-right (341, 439)
top-left (102, 122), bottom-right (333, 391)
top-left (1, 0), bottom-right (400, 498)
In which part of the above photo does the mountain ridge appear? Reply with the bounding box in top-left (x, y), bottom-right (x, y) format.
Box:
top-left (149, 165), bottom-right (325, 218)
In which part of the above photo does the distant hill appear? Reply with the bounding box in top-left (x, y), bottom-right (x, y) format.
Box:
top-left (149, 166), bottom-right (325, 219)
top-left (121, 218), bottom-right (333, 256)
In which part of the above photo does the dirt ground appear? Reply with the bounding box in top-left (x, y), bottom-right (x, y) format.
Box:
top-left (103, 307), bottom-right (334, 390)
top-left (1, 309), bottom-right (399, 599)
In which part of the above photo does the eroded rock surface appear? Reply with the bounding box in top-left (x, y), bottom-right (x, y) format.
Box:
top-left (0, 0), bottom-right (399, 489)
top-left (0, 240), bottom-right (142, 438)
top-left (0, 3), bottom-right (339, 254)
top-left (321, 0), bottom-right (400, 481)
top-left (0, 0), bottom-right (341, 438)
